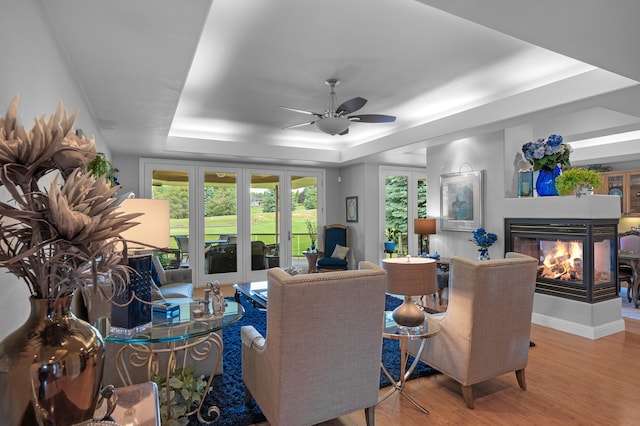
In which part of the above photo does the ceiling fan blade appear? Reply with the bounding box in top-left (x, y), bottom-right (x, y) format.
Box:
top-left (348, 114), bottom-right (396, 123)
top-left (336, 97), bottom-right (367, 115)
top-left (282, 120), bottom-right (315, 129)
top-left (338, 128), bottom-right (349, 136)
top-left (280, 106), bottom-right (323, 118)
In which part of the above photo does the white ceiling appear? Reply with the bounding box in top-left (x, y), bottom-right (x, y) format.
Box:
top-left (42, 0), bottom-right (640, 167)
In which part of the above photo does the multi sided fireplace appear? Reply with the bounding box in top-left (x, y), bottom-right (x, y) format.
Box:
top-left (505, 218), bottom-right (618, 303)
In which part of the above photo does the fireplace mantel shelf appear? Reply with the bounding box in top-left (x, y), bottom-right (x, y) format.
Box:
top-left (504, 195), bottom-right (620, 220)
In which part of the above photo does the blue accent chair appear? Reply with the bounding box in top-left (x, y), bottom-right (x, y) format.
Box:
top-left (317, 224), bottom-right (349, 271)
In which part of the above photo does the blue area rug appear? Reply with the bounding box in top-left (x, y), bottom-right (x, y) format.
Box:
top-left (187, 295), bottom-right (438, 426)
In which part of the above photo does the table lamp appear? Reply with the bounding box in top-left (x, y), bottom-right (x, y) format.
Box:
top-left (111, 198), bottom-right (170, 330)
top-left (382, 257), bottom-right (437, 327)
top-left (414, 218), bottom-right (436, 255)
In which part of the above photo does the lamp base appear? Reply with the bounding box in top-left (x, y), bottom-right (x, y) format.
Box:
top-left (392, 296), bottom-right (425, 327)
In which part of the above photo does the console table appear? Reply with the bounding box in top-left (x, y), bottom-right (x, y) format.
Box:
top-left (99, 300), bottom-right (244, 424)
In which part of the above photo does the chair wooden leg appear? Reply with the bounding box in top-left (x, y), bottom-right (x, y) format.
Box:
top-left (461, 384), bottom-right (474, 409)
top-left (516, 368), bottom-right (527, 391)
top-left (364, 405), bottom-right (375, 426)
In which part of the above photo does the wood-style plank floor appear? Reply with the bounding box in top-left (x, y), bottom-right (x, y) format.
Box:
top-left (216, 286), bottom-right (640, 425)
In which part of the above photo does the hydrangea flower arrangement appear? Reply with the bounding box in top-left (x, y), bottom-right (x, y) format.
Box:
top-left (521, 134), bottom-right (572, 171)
top-left (471, 228), bottom-right (498, 248)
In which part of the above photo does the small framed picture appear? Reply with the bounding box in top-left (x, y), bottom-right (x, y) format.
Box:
top-left (440, 171), bottom-right (483, 231)
top-left (346, 196), bottom-right (358, 222)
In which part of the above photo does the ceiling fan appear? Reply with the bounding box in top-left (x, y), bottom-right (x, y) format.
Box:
top-left (281, 78), bottom-right (396, 135)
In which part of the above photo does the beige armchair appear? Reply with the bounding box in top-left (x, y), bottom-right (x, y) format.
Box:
top-left (241, 261), bottom-right (387, 426)
top-left (408, 252), bottom-right (538, 409)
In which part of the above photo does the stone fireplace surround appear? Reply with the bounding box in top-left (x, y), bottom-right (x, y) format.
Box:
top-left (504, 195), bottom-right (624, 339)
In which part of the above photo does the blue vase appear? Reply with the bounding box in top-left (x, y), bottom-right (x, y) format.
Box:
top-left (478, 248), bottom-right (490, 261)
top-left (536, 165), bottom-right (561, 196)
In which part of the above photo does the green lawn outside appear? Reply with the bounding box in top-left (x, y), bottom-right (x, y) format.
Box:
top-left (168, 205), bottom-right (318, 253)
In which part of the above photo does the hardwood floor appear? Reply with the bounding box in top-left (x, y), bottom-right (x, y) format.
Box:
top-left (217, 285), bottom-right (640, 425)
top-left (248, 318), bottom-right (640, 425)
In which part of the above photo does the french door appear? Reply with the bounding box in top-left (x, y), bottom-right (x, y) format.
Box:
top-left (142, 160), bottom-right (324, 286)
top-left (379, 167), bottom-right (427, 260)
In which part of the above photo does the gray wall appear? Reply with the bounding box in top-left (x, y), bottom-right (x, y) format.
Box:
top-left (0, 0), bottom-right (107, 340)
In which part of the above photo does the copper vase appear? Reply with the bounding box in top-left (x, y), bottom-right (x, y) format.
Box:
top-left (0, 296), bottom-right (105, 425)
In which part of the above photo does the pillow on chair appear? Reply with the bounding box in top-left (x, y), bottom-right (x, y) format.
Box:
top-left (151, 255), bottom-right (167, 286)
top-left (331, 244), bottom-right (350, 259)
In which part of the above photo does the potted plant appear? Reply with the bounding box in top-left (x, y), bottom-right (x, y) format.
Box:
top-left (305, 219), bottom-right (317, 251)
top-left (384, 227), bottom-right (399, 252)
top-left (154, 366), bottom-right (211, 425)
top-left (555, 167), bottom-right (602, 197)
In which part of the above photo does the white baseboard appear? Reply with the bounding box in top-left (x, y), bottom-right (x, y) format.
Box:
top-left (532, 312), bottom-right (625, 339)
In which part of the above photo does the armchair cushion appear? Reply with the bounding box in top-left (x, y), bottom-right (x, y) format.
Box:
top-left (150, 255), bottom-right (167, 286)
top-left (331, 244), bottom-right (350, 259)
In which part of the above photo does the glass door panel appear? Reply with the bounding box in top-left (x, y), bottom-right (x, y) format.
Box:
top-left (290, 175), bottom-right (318, 271)
top-left (385, 175), bottom-right (409, 256)
top-left (151, 169), bottom-right (190, 270)
top-left (203, 171), bottom-right (238, 276)
top-left (250, 173), bottom-right (281, 275)
top-left (628, 172), bottom-right (640, 216)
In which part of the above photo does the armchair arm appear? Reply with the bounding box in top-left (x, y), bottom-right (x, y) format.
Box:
top-left (241, 325), bottom-right (265, 350)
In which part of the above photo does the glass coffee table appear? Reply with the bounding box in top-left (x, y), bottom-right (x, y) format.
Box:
top-left (98, 299), bottom-right (244, 424)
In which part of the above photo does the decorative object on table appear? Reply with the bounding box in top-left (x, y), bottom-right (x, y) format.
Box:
top-left (414, 218), bottom-right (436, 255)
top-left (518, 169), bottom-right (534, 197)
top-left (471, 227), bottom-right (498, 261)
top-left (382, 256), bottom-right (437, 328)
top-left (440, 170), bottom-right (484, 231)
top-left (384, 227), bottom-right (399, 252)
top-left (554, 167), bottom-right (602, 197)
top-left (152, 302), bottom-right (181, 319)
top-left (521, 133), bottom-right (572, 196)
top-left (154, 366), bottom-right (212, 424)
top-left (305, 218), bottom-right (317, 251)
top-left (0, 96), bottom-right (141, 425)
top-left (210, 281), bottom-right (226, 316)
top-left (283, 266), bottom-right (302, 276)
top-left (346, 195), bottom-right (358, 222)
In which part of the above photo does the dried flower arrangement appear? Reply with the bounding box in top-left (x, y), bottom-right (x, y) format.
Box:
top-left (0, 95), bottom-right (140, 301)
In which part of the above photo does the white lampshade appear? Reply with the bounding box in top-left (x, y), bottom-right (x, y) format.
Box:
top-left (316, 117), bottom-right (350, 135)
top-left (118, 198), bottom-right (170, 250)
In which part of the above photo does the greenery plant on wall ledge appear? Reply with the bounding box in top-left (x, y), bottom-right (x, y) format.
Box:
top-left (86, 151), bottom-right (119, 187)
top-left (555, 168), bottom-right (602, 196)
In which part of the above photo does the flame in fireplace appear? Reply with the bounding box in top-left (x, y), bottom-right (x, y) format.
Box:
top-left (540, 240), bottom-right (583, 281)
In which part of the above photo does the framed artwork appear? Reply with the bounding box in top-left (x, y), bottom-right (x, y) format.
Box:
top-left (346, 196), bottom-right (358, 222)
top-left (440, 171), bottom-right (483, 231)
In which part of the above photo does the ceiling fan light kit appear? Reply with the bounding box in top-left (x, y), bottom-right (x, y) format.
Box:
top-left (281, 78), bottom-right (396, 135)
top-left (315, 116), bottom-right (350, 135)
